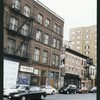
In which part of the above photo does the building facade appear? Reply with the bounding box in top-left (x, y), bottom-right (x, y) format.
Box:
top-left (4, 0), bottom-right (64, 89)
top-left (69, 25), bottom-right (97, 67)
top-left (61, 44), bottom-right (96, 89)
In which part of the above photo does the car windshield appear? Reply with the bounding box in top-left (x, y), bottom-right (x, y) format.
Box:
top-left (29, 86), bottom-right (41, 91)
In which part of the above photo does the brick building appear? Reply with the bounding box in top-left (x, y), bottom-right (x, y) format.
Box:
top-left (4, 0), bottom-right (64, 89)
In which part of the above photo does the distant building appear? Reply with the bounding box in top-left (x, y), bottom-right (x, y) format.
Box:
top-left (69, 25), bottom-right (97, 67)
top-left (4, 0), bottom-right (64, 89)
top-left (61, 44), bottom-right (95, 89)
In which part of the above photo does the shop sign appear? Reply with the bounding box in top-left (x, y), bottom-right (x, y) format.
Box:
top-left (20, 65), bottom-right (34, 73)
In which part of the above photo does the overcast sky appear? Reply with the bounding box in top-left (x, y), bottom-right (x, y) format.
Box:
top-left (38, 0), bottom-right (97, 40)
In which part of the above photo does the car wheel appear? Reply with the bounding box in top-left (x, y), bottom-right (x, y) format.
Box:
top-left (52, 91), bottom-right (55, 95)
top-left (40, 95), bottom-right (44, 100)
top-left (21, 96), bottom-right (26, 100)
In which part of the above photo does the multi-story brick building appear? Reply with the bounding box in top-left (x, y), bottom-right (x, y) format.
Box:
top-left (4, 0), bottom-right (64, 89)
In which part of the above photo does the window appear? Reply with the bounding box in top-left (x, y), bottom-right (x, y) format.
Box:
top-left (85, 29), bottom-right (90, 33)
top-left (21, 24), bottom-right (29, 36)
top-left (7, 38), bottom-right (16, 54)
top-left (57, 26), bottom-right (60, 34)
top-left (36, 30), bottom-right (42, 41)
top-left (18, 43), bottom-right (28, 57)
top-left (53, 38), bottom-right (56, 48)
top-left (9, 17), bottom-right (18, 31)
top-left (34, 48), bottom-right (40, 62)
top-left (38, 13), bottom-right (43, 24)
top-left (55, 55), bottom-right (59, 66)
top-left (24, 5), bottom-right (30, 17)
top-left (42, 51), bottom-right (48, 64)
top-left (44, 34), bottom-right (49, 45)
top-left (85, 46), bottom-right (89, 49)
top-left (45, 18), bottom-right (50, 28)
top-left (85, 35), bottom-right (90, 38)
top-left (54, 24), bottom-right (57, 32)
top-left (52, 54), bottom-right (55, 65)
top-left (76, 46), bottom-right (80, 49)
top-left (56, 40), bottom-right (60, 49)
top-left (77, 30), bottom-right (81, 34)
top-left (85, 51), bottom-right (89, 55)
top-left (12, 0), bottom-right (20, 10)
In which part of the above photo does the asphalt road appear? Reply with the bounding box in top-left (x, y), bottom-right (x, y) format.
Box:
top-left (3, 93), bottom-right (96, 100)
top-left (45, 93), bottom-right (96, 100)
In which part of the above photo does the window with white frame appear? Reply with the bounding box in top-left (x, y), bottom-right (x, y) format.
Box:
top-left (85, 51), bottom-right (89, 55)
top-left (85, 46), bottom-right (89, 49)
top-left (85, 29), bottom-right (90, 33)
top-left (21, 24), bottom-right (29, 36)
top-left (77, 30), bottom-right (81, 34)
top-left (36, 30), bottom-right (42, 41)
top-left (34, 48), bottom-right (40, 62)
top-left (9, 17), bottom-right (18, 31)
top-left (7, 38), bottom-right (16, 54)
top-left (42, 50), bottom-right (48, 64)
top-left (57, 26), bottom-right (60, 34)
top-left (56, 40), bottom-right (60, 49)
top-left (55, 55), bottom-right (59, 66)
top-left (44, 33), bottom-right (49, 45)
top-left (53, 38), bottom-right (56, 48)
top-left (24, 5), bottom-right (30, 17)
top-left (12, 0), bottom-right (20, 10)
top-left (76, 46), bottom-right (80, 49)
top-left (54, 24), bottom-right (57, 32)
top-left (85, 35), bottom-right (90, 38)
top-left (37, 13), bottom-right (43, 24)
top-left (45, 18), bottom-right (50, 28)
top-left (18, 43), bottom-right (28, 57)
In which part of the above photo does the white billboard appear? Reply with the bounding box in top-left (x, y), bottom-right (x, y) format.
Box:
top-left (4, 60), bottom-right (19, 89)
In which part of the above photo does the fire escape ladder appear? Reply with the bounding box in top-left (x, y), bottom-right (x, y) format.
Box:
top-left (14, 17), bottom-right (33, 55)
top-left (17, 17), bottom-right (32, 33)
top-left (14, 36), bottom-right (29, 55)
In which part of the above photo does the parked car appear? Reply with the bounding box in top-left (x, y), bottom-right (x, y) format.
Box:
top-left (3, 84), bottom-right (29, 97)
top-left (89, 86), bottom-right (97, 93)
top-left (77, 87), bottom-right (88, 94)
top-left (41, 85), bottom-right (57, 95)
top-left (6, 86), bottom-right (47, 100)
top-left (59, 85), bottom-right (77, 94)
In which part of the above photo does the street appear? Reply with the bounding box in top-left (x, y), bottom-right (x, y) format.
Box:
top-left (45, 93), bottom-right (96, 100)
top-left (4, 93), bottom-right (96, 100)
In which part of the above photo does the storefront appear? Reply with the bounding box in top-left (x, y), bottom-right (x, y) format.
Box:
top-left (30, 69), bottom-right (47, 86)
top-left (47, 71), bottom-right (59, 89)
top-left (64, 73), bottom-right (81, 88)
top-left (17, 65), bottom-right (34, 85)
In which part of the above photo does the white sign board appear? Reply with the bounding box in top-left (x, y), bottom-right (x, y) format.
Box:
top-left (20, 65), bottom-right (34, 73)
top-left (4, 60), bottom-right (19, 89)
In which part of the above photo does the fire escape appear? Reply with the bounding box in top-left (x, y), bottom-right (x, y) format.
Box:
top-left (4, 2), bottom-right (34, 65)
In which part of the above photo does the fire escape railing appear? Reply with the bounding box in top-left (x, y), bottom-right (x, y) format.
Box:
top-left (14, 17), bottom-right (34, 55)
